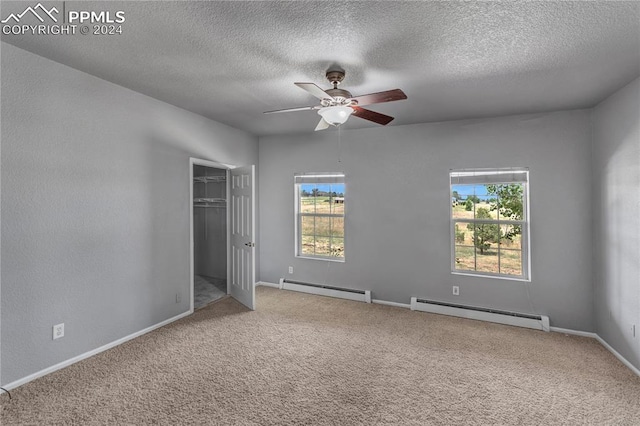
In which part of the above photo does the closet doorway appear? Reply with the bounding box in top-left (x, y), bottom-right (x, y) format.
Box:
top-left (189, 158), bottom-right (256, 312)
top-left (191, 159), bottom-right (230, 309)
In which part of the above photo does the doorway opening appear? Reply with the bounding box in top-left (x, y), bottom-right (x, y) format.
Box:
top-left (191, 160), bottom-right (229, 309)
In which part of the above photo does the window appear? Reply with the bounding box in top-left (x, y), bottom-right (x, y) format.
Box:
top-left (295, 173), bottom-right (345, 260)
top-left (450, 169), bottom-right (530, 280)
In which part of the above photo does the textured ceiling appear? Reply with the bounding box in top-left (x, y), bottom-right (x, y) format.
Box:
top-left (2, 1), bottom-right (639, 136)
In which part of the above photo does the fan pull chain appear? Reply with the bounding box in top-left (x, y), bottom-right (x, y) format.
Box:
top-left (337, 125), bottom-right (342, 163)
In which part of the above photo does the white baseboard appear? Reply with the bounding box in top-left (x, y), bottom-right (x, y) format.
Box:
top-left (256, 281), bottom-right (280, 288)
top-left (595, 335), bottom-right (640, 378)
top-left (372, 299), bottom-right (412, 309)
top-left (549, 327), bottom-right (597, 338)
top-left (0, 309), bottom-right (193, 392)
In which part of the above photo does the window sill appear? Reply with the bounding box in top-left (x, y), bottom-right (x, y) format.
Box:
top-left (296, 255), bottom-right (345, 263)
top-left (451, 271), bottom-right (530, 282)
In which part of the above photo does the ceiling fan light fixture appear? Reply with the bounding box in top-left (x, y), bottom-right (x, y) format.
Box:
top-left (318, 106), bottom-right (353, 126)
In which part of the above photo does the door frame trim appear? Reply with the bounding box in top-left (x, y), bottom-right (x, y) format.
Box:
top-left (189, 157), bottom-right (235, 313)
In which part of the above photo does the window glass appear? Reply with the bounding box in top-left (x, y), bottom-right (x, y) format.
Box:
top-left (451, 169), bottom-right (529, 279)
top-left (295, 174), bottom-right (345, 260)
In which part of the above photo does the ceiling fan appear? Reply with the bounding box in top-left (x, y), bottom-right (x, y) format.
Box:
top-left (264, 69), bottom-right (407, 131)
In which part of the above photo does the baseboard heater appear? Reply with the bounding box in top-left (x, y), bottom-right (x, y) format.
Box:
top-left (279, 278), bottom-right (371, 303)
top-left (410, 297), bottom-right (550, 332)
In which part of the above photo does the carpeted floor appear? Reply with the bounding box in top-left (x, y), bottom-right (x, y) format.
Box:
top-left (2, 287), bottom-right (640, 425)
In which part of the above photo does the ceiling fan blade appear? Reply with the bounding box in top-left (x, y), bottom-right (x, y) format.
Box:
top-left (351, 106), bottom-right (395, 125)
top-left (314, 118), bottom-right (331, 131)
top-left (350, 89), bottom-right (407, 106)
top-left (294, 82), bottom-right (334, 100)
top-left (263, 106), bottom-right (316, 114)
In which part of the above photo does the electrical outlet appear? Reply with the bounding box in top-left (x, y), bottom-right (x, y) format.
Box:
top-left (176, 292), bottom-right (182, 303)
top-left (53, 323), bottom-right (64, 340)
top-left (288, 266), bottom-right (293, 274)
top-left (452, 286), bottom-right (460, 296)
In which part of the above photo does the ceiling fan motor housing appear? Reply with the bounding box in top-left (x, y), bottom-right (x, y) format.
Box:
top-left (322, 70), bottom-right (353, 106)
top-left (324, 88), bottom-right (353, 105)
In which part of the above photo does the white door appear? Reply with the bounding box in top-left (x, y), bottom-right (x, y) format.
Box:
top-left (229, 165), bottom-right (256, 310)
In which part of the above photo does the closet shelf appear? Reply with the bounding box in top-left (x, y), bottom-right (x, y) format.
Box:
top-left (194, 176), bottom-right (226, 183)
top-left (194, 197), bottom-right (226, 204)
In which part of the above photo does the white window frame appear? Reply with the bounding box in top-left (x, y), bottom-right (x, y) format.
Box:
top-left (450, 168), bottom-right (531, 281)
top-left (294, 172), bottom-right (346, 262)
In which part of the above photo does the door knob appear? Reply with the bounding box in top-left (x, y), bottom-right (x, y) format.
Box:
top-left (244, 242), bottom-right (255, 247)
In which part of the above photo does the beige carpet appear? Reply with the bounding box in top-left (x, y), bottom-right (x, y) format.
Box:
top-left (2, 287), bottom-right (639, 425)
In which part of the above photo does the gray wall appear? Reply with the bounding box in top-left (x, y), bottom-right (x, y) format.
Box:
top-left (593, 77), bottom-right (640, 370)
top-left (259, 110), bottom-right (594, 331)
top-left (0, 43), bottom-right (258, 385)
